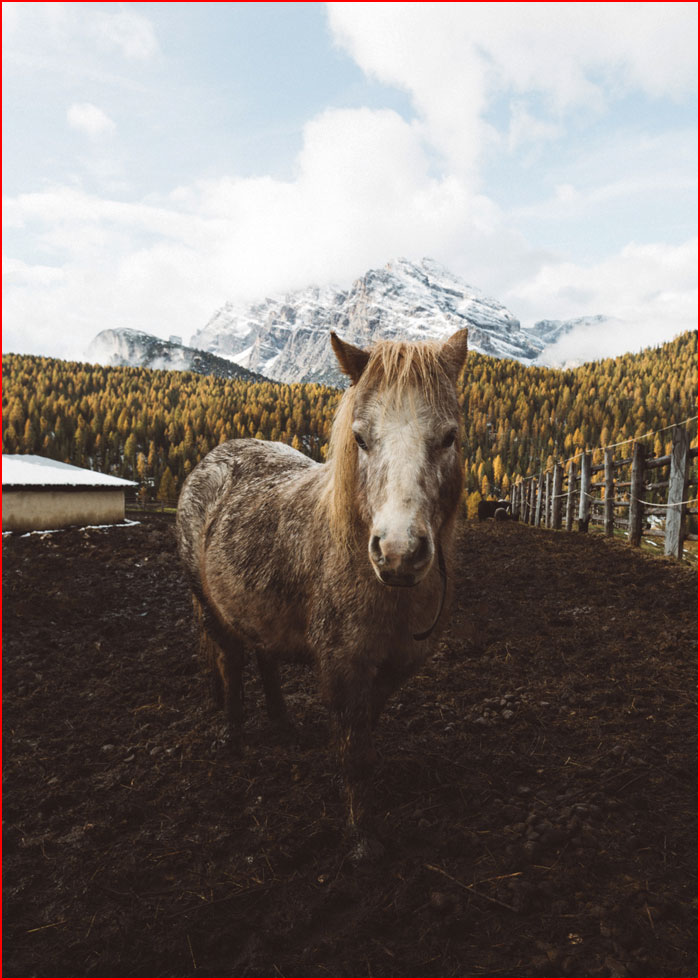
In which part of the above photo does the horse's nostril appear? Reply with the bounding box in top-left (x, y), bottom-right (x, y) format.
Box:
top-left (412, 535), bottom-right (431, 565)
top-left (369, 535), bottom-right (384, 564)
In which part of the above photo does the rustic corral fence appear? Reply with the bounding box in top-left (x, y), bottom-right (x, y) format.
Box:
top-left (125, 497), bottom-right (177, 514)
top-left (510, 420), bottom-right (698, 561)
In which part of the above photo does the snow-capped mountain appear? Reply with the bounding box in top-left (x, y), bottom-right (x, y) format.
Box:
top-left (85, 259), bottom-right (614, 385)
top-left (192, 258), bottom-right (548, 386)
top-left (85, 328), bottom-right (266, 382)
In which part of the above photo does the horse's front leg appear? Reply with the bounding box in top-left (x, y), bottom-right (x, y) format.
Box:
top-left (322, 664), bottom-right (383, 857)
top-left (370, 656), bottom-right (417, 728)
top-left (331, 703), bottom-right (377, 827)
top-left (255, 651), bottom-right (292, 731)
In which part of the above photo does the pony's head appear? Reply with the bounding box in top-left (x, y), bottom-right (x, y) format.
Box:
top-left (325, 329), bottom-right (467, 587)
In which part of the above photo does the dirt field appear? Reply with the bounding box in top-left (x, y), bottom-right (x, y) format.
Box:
top-left (3, 516), bottom-right (697, 978)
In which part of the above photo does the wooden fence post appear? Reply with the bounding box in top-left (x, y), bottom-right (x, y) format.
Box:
top-left (552, 463), bottom-right (563, 529)
top-left (578, 451), bottom-right (592, 531)
top-left (544, 471), bottom-right (552, 527)
top-left (528, 477), bottom-right (537, 525)
top-left (604, 447), bottom-right (614, 537)
top-left (664, 425), bottom-right (689, 559)
top-left (519, 479), bottom-right (526, 522)
top-left (524, 479), bottom-right (530, 523)
top-left (535, 471), bottom-right (544, 526)
top-left (566, 461), bottom-right (576, 531)
top-left (628, 441), bottom-right (646, 547)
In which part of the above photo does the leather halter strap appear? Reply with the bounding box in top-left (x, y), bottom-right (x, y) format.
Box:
top-left (413, 542), bottom-right (447, 642)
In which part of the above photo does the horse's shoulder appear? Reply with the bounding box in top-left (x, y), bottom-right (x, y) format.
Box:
top-left (201, 438), bottom-right (314, 469)
top-left (232, 438), bottom-right (318, 473)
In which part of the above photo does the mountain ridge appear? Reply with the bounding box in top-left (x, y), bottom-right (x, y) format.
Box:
top-left (85, 258), bottom-right (613, 384)
top-left (85, 328), bottom-right (268, 382)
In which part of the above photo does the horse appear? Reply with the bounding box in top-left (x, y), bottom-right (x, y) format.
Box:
top-left (477, 498), bottom-right (511, 521)
top-left (176, 328), bottom-right (468, 846)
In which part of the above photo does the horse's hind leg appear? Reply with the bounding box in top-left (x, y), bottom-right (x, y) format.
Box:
top-left (256, 652), bottom-right (291, 730)
top-left (201, 629), bottom-right (224, 708)
top-left (221, 642), bottom-right (245, 746)
top-left (193, 597), bottom-right (245, 748)
top-left (203, 630), bottom-right (245, 744)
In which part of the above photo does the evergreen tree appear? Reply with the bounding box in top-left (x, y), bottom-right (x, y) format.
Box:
top-left (157, 467), bottom-right (177, 503)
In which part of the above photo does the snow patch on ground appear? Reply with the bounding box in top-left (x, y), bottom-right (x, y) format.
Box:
top-left (2, 519), bottom-right (141, 538)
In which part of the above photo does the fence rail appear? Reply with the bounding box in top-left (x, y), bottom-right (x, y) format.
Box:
top-left (125, 497), bottom-right (177, 513)
top-left (510, 423), bottom-right (698, 560)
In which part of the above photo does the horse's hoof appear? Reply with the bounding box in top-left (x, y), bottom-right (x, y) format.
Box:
top-left (209, 737), bottom-right (226, 755)
top-left (210, 729), bottom-right (242, 756)
top-left (348, 834), bottom-right (385, 864)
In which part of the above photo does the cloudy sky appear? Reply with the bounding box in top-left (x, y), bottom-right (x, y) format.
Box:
top-left (3, 2), bottom-right (697, 363)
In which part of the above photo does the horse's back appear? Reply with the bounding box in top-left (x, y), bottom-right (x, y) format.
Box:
top-left (176, 438), bottom-right (320, 605)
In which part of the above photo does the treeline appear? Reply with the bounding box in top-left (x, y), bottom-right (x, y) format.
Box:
top-left (2, 362), bottom-right (340, 502)
top-left (2, 330), bottom-right (697, 504)
top-left (460, 330), bottom-right (697, 497)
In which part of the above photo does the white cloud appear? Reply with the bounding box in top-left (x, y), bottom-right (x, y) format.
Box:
top-left (3, 254), bottom-right (66, 287)
top-left (327, 2), bottom-right (698, 172)
top-left (507, 102), bottom-right (562, 152)
top-left (2, 3), bottom-right (159, 82)
top-left (67, 102), bottom-right (116, 137)
top-left (509, 238), bottom-right (698, 361)
top-left (327, 4), bottom-right (492, 179)
top-left (91, 8), bottom-right (160, 61)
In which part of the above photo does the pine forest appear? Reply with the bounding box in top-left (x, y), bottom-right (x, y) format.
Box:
top-left (2, 330), bottom-right (697, 508)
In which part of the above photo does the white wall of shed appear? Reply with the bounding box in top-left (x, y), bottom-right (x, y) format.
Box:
top-left (2, 489), bottom-right (126, 532)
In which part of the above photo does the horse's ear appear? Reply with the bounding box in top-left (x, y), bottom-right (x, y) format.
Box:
top-left (440, 328), bottom-right (468, 383)
top-left (330, 332), bottom-right (370, 384)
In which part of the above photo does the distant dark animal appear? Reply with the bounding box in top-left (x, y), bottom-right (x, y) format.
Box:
top-left (176, 329), bottom-right (468, 846)
top-left (478, 498), bottom-right (511, 521)
top-left (494, 507), bottom-right (510, 521)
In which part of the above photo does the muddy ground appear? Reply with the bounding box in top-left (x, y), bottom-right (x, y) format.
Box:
top-left (2, 517), bottom-right (697, 978)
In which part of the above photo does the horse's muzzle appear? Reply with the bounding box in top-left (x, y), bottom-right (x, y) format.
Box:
top-left (369, 531), bottom-right (434, 587)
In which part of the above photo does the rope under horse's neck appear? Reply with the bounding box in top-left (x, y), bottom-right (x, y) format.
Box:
top-left (413, 542), bottom-right (447, 642)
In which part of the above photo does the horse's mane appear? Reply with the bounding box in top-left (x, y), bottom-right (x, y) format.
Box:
top-left (320, 339), bottom-right (457, 550)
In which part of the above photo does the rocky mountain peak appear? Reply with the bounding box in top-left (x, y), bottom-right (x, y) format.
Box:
top-left (190, 257), bottom-right (543, 385)
top-left (84, 259), bottom-right (612, 385)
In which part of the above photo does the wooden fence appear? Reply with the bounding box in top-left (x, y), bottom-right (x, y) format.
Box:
top-left (125, 497), bottom-right (177, 514)
top-left (510, 423), bottom-right (698, 560)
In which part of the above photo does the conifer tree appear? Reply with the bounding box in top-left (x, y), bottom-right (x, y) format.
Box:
top-left (157, 467), bottom-right (177, 503)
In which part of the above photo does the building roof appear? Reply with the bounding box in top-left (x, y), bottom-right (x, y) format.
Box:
top-left (2, 455), bottom-right (137, 489)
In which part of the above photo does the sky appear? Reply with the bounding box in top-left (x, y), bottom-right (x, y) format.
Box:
top-left (2, 1), bottom-right (697, 364)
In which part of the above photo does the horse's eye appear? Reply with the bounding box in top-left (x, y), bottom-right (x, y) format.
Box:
top-left (354, 432), bottom-right (368, 451)
top-left (441, 429), bottom-right (457, 449)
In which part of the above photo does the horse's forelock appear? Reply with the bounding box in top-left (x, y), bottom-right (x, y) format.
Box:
top-left (361, 340), bottom-right (453, 410)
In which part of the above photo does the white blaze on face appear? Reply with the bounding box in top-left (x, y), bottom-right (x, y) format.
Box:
top-left (355, 394), bottom-right (436, 584)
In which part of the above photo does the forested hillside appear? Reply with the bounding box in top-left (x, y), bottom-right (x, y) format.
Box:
top-left (2, 331), bottom-right (697, 504)
top-left (461, 330), bottom-right (697, 496)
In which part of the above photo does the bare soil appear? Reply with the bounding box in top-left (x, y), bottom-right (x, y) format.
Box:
top-left (2, 517), bottom-right (697, 978)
